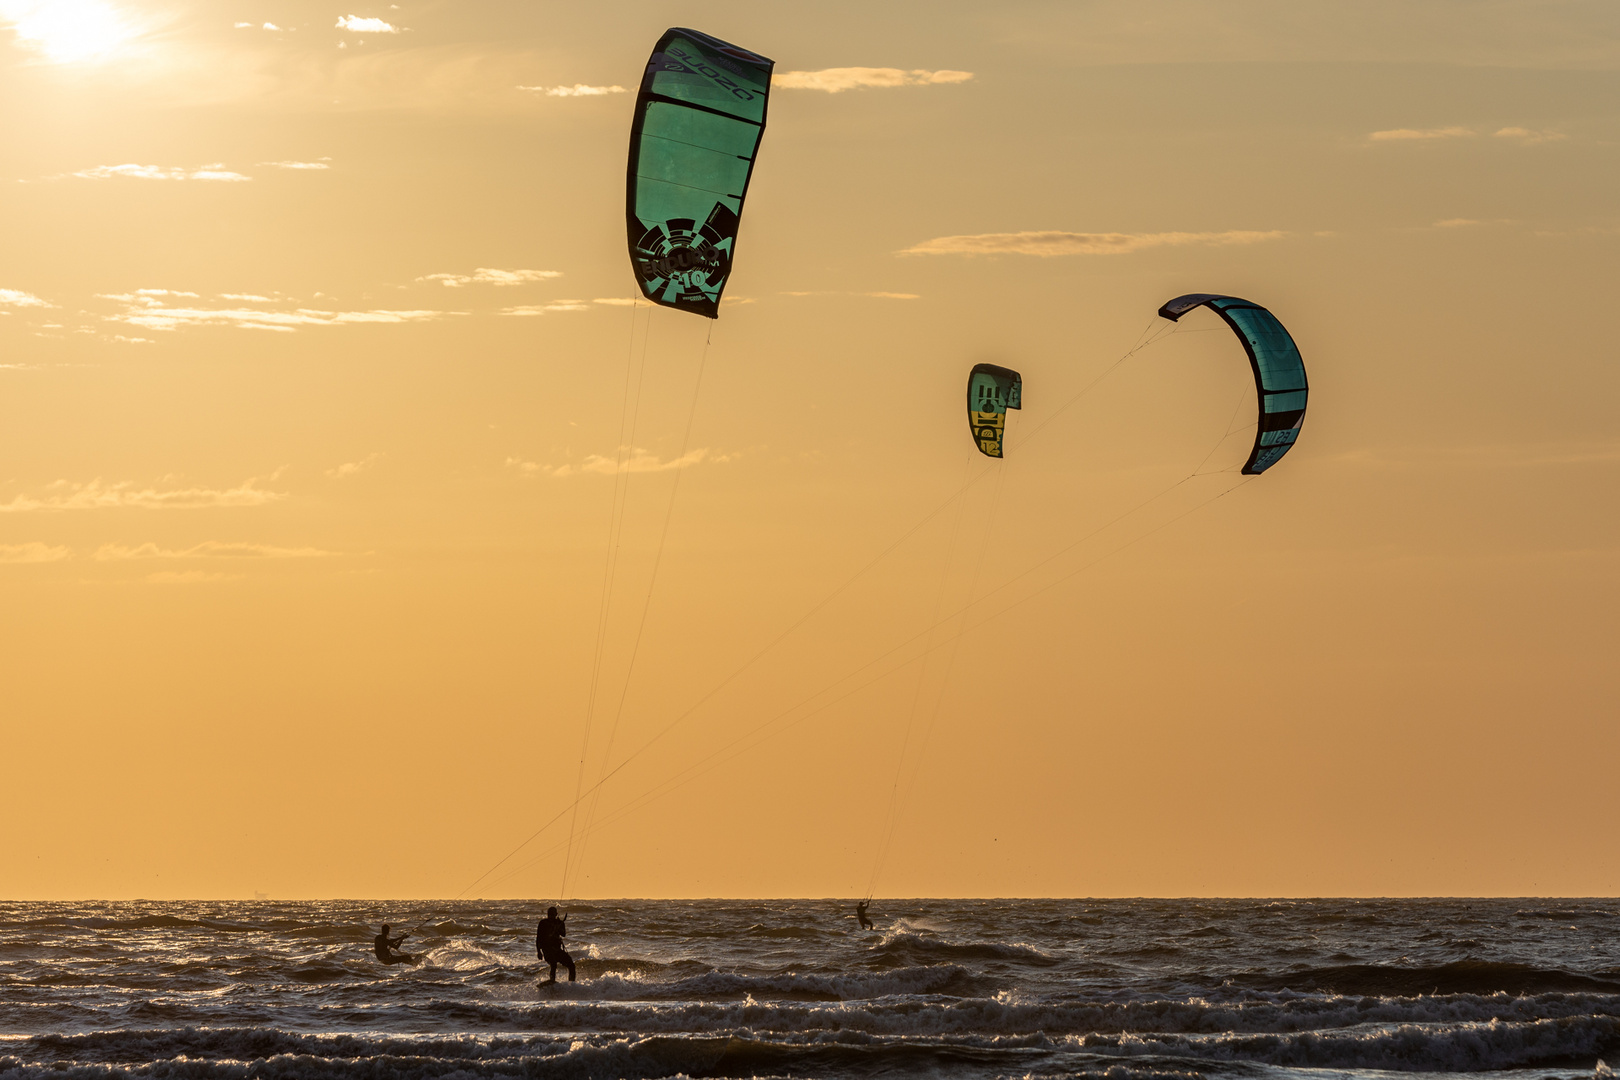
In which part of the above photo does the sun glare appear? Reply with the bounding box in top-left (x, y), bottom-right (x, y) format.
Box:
top-left (0, 0), bottom-right (136, 63)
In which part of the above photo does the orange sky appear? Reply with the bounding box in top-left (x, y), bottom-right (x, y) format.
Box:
top-left (1, 0), bottom-right (1617, 900)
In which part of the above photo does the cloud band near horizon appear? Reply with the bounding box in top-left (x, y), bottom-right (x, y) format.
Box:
top-left (900, 229), bottom-right (1287, 257)
top-left (775, 68), bottom-right (973, 93)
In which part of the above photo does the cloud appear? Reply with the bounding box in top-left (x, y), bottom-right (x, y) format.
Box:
top-left (1434, 218), bottom-right (1482, 228)
top-left (74, 163), bottom-right (251, 182)
top-left (146, 570), bottom-right (234, 584)
top-left (502, 301), bottom-right (589, 316)
top-left (1495, 126), bottom-right (1566, 143)
top-left (592, 297), bottom-right (639, 306)
top-left (327, 452), bottom-right (382, 478)
top-left (509, 447), bottom-right (733, 478)
top-left (0, 476), bottom-right (287, 512)
top-left (218, 293), bottom-right (273, 301)
top-left (1368, 126), bottom-right (1475, 141)
top-left (95, 541), bottom-right (332, 560)
top-left (520, 83), bottom-right (627, 97)
top-left (900, 229), bottom-right (1286, 257)
top-left (335, 15), bottom-right (398, 33)
top-left (418, 268), bottom-right (562, 287)
top-left (259, 159), bottom-right (331, 170)
top-left (0, 288), bottom-right (50, 308)
top-left (103, 293), bottom-right (449, 333)
top-left (0, 542), bottom-right (71, 564)
top-left (776, 67), bottom-right (974, 93)
top-left (1369, 126), bottom-right (1566, 144)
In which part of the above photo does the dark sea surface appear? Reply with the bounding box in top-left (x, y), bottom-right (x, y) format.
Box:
top-left (2, 899), bottom-right (1619, 1080)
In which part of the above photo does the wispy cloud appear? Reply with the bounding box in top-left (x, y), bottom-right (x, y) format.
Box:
top-left (0, 476), bottom-right (286, 513)
top-left (0, 288), bottom-right (51, 308)
top-left (901, 229), bottom-right (1285, 257)
top-left (100, 289), bottom-right (200, 300)
top-left (146, 570), bottom-right (234, 584)
top-left (335, 15), bottom-right (398, 33)
top-left (508, 447), bottom-right (733, 478)
top-left (418, 268), bottom-right (562, 287)
top-left (776, 67), bottom-right (974, 93)
top-left (1369, 126), bottom-right (1475, 141)
top-left (1494, 126), bottom-right (1566, 143)
top-left (327, 452), bottom-right (382, 479)
top-left (1434, 218), bottom-right (1482, 228)
top-left (592, 297), bottom-right (639, 307)
top-left (1369, 126), bottom-right (1565, 144)
top-left (259, 159), bottom-right (331, 170)
top-left (0, 542), bottom-right (71, 564)
top-left (519, 83), bottom-right (627, 97)
top-left (502, 301), bottom-right (589, 316)
top-left (218, 293), bottom-right (274, 301)
top-left (73, 163), bottom-right (251, 182)
top-left (95, 541), bottom-right (332, 560)
top-left (103, 293), bottom-right (449, 333)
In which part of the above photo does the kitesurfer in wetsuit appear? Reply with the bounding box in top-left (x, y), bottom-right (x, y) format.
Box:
top-left (373, 924), bottom-right (414, 965)
top-left (536, 906), bottom-right (575, 983)
top-left (856, 900), bottom-right (874, 931)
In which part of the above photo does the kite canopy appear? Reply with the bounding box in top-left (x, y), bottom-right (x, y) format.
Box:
top-left (627, 28), bottom-right (774, 319)
top-left (967, 363), bottom-right (1023, 458)
top-left (1158, 294), bottom-right (1308, 475)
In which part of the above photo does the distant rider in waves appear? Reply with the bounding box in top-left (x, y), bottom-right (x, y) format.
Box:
top-left (537, 906), bottom-right (576, 983)
top-left (856, 900), bottom-right (874, 931)
top-left (373, 924), bottom-right (415, 965)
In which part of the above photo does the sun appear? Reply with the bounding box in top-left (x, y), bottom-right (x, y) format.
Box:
top-left (0, 0), bottom-right (137, 64)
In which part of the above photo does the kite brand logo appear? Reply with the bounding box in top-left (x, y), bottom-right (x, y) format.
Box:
top-left (668, 45), bottom-right (757, 101)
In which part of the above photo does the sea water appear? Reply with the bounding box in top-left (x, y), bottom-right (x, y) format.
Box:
top-left (2, 898), bottom-right (1618, 1079)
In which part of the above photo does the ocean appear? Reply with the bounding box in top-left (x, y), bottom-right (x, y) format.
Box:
top-left (2, 898), bottom-right (1618, 1080)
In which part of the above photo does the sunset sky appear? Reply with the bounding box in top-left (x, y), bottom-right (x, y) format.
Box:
top-left (1, 0), bottom-right (1616, 900)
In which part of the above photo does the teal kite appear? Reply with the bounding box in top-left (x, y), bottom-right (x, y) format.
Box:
top-left (1158, 294), bottom-right (1308, 474)
top-left (627, 29), bottom-right (774, 318)
top-left (967, 363), bottom-right (1023, 458)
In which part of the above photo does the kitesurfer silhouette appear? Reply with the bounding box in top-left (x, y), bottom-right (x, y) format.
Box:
top-left (536, 906), bottom-right (575, 983)
top-left (856, 900), bottom-right (874, 931)
top-left (373, 924), bottom-right (414, 965)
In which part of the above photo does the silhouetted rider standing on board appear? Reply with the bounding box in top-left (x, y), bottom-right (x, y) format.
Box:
top-left (536, 906), bottom-right (575, 983)
top-left (373, 924), bottom-right (414, 965)
top-left (856, 900), bottom-right (874, 931)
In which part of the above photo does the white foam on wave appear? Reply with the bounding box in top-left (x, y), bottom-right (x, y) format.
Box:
top-left (421, 939), bottom-right (525, 972)
top-left (872, 921), bottom-right (1060, 963)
